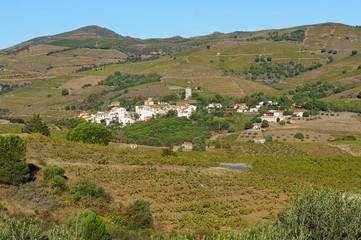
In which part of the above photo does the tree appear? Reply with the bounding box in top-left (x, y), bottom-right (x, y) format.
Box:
top-left (65, 106), bottom-right (70, 110)
top-left (66, 122), bottom-right (112, 145)
top-left (321, 48), bottom-right (326, 53)
top-left (62, 89), bottom-right (69, 96)
top-left (303, 111), bottom-right (311, 117)
top-left (22, 114), bottom-right (50, 136)
top-left (267, 57), bottom-right (272, 61)
top-left (357, 92), bottom-right (361, 99)
top-left (261, 120), bottom-right (269, 128)
top-left (245, 121), bottom-right (254, 130)
top-left (351, 50), bottom-right (358, 56)
top-left (206, 45), bottom-right (210, 49)
top-left (0, 135), bottom-right (30, 185)
top-left (192, 137), bottom-right (206, 151)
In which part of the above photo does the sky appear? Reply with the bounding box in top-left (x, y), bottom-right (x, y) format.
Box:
top-left (1, 0), bottom-right (360, 49)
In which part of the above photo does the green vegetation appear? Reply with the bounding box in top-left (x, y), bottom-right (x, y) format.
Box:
top-left (245, 61), bottom-right (322, 81)
top-left (98, 71), bottom-right (161, 91)
top-left (0, 83), bottom-right (30, 95)
top-left (267, 29), bottom-right (305, 43)
top-left (61, 89), bottom-right (69, 96)
top-left (70, 179), bottom-right (110, 200)
top-left (122, 116), bottom-right (211, 146)
top-left (66, 122), bottom-right (112, 145)
top-left (351, 50), bottom-right (358, 56)
top-left (294, 132), bottom-right (304, 139)
top-left (42, 165), bottom-right (65, 181)
top-left (123, 198), bottom-right (153, 230)
top-left (22, 114), bottom-right (50, 136)
top-left (0, 135), bottom-right (29, 185)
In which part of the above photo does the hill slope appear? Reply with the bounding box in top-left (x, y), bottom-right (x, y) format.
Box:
top-left (1, 23), bottom-right (361, 116)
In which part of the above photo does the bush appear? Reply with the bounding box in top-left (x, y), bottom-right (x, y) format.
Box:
top-left (62, 89), bottom-right (69, 96)
top-left (70, 179), bottom-right (110, 200)
top-left (239, 186), bottom-right (361, 239)
top-left (65, 118), bottom-right (87, 129)
top-left (303, 111), bottom-right (310, 117)
top-left (0, 215), bottom-right (44, 239)
top-left (49, 175), bottom-right (67, 192)
top-left (81, 212), bottom-right (109, 240)
top-left (22, 114), bottom-right (50, 136)
top-left (43, 165), bottom-right (65, 181)
top-left (161, 147), bottom-right (177, 157)
top-left (125, 198), bottom-right (153, 229)
top-left (0, 135), bottom-right (30, 185)
top-left (244, 121), bottom-right (254, 130)
top-left (351, 50), bottom-right (358, 56)
top-left (294, 132), bottom-right (304, 139)
top-left (261, 120), bottom-right (269, 128)
top-left (66, 122), bottom-right (112, 145)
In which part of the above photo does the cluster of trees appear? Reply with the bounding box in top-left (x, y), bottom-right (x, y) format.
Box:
top-left (267, 29), bottom-right (305, 43)
top-left (98, 72), bottom-right (161, 91)
top-left (321, 48), bottom-right (337, 54)
top-left (122, 116), bottom-right (212, 147)
top-left (66, 122), bottom-right (113, 145)
top-left (254, 56), bottom-right (272, 62)
top-left (244, 61), bottom-right (322, 81)
top-left (0, 83), bottom-right (30, 95)
top-left (290, 81), bottom-right (343, 105)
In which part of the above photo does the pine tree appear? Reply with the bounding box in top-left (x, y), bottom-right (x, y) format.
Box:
top-left (0, 135), bottom-right (29, 185)
top-left (22, 114), bottom-right (50, 136)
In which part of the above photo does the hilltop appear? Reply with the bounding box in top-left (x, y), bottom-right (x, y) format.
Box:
top-left (0, 22), bottom-right (361, 116)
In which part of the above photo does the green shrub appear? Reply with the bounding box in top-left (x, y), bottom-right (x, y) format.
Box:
top-left (66, 122), bottom-right (112, 145)
top-left (81, 212), bottom-right (109, 240)
top-left (161, 147), bottom-right (177, 157)
top-left (62, 89), bottom-right (69, 96)
top-left (0, 215), bottom-right (44, 239)
top-left (294, 133), bottom-right (304, 139)
top-left (70, 179), bottom-right (110, 200)
top-left (43, 165), bottom-right (65, 181)
top-left (49, 175), bottom-right (67, 192)
top-left (125, 198), bottom-right (153, 230)
top-left (0, 135), bottom-right (29, 185)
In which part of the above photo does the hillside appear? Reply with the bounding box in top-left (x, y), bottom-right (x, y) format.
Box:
top-left (1, 23), bottom-right (361, 116)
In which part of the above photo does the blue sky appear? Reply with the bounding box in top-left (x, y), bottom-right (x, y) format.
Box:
top-left (1, 0), bottom-right (360, 49)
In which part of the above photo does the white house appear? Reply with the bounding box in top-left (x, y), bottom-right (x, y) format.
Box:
top-left (294, 111), bottom-right (305, 117)
top-left (206, 103), bottom-right (222, 110)
top-left (260, 115), bottom-right (285, 123)
top-left (273, 111), bottom-right (284, 117)
top-left (144, 97), bottom-right (154, 106)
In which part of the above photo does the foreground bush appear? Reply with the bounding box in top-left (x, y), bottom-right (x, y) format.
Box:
top-left (0, 215), bottom-right (44, 240)
top-left (66, 122), bottom-right (112, 145)
top-left (0, 135), bottom-right (30, 185)
top-left (238, 186), bottom-right (361, 240)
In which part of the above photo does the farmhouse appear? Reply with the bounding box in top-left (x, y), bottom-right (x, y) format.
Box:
top-left (182, 142), bottom-right (193, 152)
top-left (260, 115), bottom-right (285, 123)
top-left (206, 103), bottom-right (222, 110)
top-left (254, 137), bottom-right (266, 144)
top-left (294, 111), bottom-right (305, 117)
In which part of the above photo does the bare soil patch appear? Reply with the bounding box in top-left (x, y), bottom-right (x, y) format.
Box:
top-left (59, 75), bottom-right (105, 90)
